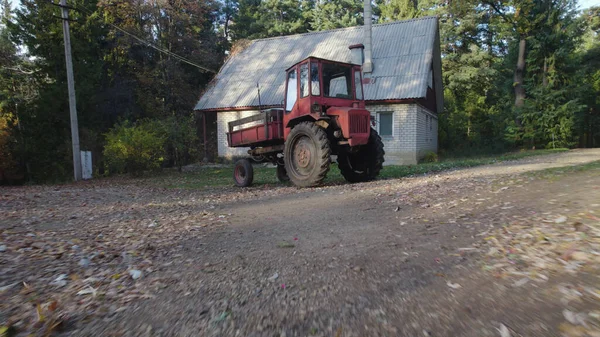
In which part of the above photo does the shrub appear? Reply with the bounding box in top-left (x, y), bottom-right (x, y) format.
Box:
top-left (147, 115), bottom-right (199, 170)
top-left (422, 151), bottom-right (439, 163)
top-left (103, 121), bottom-right (166, 175)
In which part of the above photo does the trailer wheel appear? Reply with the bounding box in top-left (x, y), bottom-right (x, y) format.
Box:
top-left (338, 128), bottom-right (385, 183)
top-left (284, 122), bottom-right (331, 187)
top-left (233, 159), bottom-right (254, 187)
top-left (276, 164), bottom-right (290, 183)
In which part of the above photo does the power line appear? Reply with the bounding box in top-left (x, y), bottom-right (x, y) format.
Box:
top-left (52, 1), bottom-right (217, 74)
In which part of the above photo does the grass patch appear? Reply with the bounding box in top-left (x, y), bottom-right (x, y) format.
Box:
top-left (148, 148), bottom-right (568, 189)
top-left (524, 160), bottom-right (600, 179)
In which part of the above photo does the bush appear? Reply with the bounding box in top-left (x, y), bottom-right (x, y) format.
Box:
top-left (147, 115), bottom-right (199, 170)
top-left (103, 121), bottom-right (166, 175)
top-left (422, 151), bottom-right (439, 163)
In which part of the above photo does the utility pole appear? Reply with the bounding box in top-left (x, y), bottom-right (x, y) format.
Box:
top-left (60, 0), bottom-right (82, 181)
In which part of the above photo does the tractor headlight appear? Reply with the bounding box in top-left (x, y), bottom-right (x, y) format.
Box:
top-left (311, 102), bottom-right (320, 113)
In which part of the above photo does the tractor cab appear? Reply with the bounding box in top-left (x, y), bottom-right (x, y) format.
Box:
top-left (283, 57), bottom-right (367, 139)
top-left (227, 56), bottom-right (384, 188)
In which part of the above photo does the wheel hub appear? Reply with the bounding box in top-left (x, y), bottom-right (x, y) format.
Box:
top-left (294, 141), bottom-right (311, 168)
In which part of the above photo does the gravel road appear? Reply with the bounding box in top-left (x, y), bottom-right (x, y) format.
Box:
top-left (2, 149), bottom-right (600, 337)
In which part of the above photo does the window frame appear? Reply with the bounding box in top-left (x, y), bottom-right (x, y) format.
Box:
top-left (354, 70), bottom-right (363, 100)
top-left (300, 63), bottom-right (309, 98)
top-left (285, 67), bottom-right (298, 113)
top-left (310, 62), bottom-right (320, 96)
top-left (377, 111), bottom-right (394, 137)
top-left (322, 62), bottom-right (353, 99)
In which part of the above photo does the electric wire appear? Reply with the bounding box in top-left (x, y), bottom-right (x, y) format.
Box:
top-left (52, 1), bottom-right (217, 73)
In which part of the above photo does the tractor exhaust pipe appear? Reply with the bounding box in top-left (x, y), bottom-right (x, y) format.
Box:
top-left (363, 0), bottom-right (374, 73)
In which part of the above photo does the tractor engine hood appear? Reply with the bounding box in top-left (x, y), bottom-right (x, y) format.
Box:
top-left (326, 106), bottom-right (371, 147)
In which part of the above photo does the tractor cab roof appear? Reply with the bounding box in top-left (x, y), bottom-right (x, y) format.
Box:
top-left (285, 56), bottom-right (359, 72)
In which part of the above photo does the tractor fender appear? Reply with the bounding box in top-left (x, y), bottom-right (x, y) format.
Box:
top-left (285, 115), bottom-right (317, 129)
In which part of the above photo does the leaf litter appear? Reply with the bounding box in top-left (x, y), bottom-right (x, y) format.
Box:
top-left (481, 211), bottom-right (600, 336)
top-left (0, 184), bottom-right (233, 336)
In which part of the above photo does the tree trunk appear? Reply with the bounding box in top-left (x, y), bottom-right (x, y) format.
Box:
top-left (514, 37), bottom-right (526, 108)
top-left (542, 57), bottom-right (548, 87)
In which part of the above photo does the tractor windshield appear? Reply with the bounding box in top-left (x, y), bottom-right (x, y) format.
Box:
top-left (322, 63), bottom-right (353, 99)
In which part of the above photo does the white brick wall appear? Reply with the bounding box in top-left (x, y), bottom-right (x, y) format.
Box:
top-left (216, 103), bottom-right (438, 165)
top-left (217, 110), bottom-right (260, 159)
top-left (415, 105), bottom-right (438, 158)
top-left (366, 103), bottom-right (418, 165)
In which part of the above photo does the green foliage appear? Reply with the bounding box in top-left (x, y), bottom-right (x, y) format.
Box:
top-left (232, 0), bottom-right (314, 39)
top-left (378, 0), bottom-right (418, 21)
top-left (311, 0), bottom-right (363, 30)
top-left (421, 151), bottom-right (438, 163)
top-left (147, 115), bottom-right (200, 170)
top-left (103, 121), bottom-right (166, 175)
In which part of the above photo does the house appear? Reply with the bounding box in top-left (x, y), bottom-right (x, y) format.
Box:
top-left (195, 16), bottom-right (443, 165)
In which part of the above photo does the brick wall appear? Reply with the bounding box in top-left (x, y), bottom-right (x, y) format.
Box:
top-left (365, 103), bottom-right (418, 165)
top-left (216, 103), bottom-right (438, 165)
top-left (216, 110), bottom-right (260, 160)
top-left (415, 105), bottom-right (438, 158)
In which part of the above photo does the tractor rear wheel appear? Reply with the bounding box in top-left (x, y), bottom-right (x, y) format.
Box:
top-left (338, 128), bottom-right (385, 183)
top-left (283, 122), bottom-right (331, 187)
top-left (276, 164), bottom-right (290, 183)
top-left (233, 158), bottom-right (254, 187)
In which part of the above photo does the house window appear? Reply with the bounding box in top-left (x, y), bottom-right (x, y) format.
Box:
top-left (378, 112), bottom-right (393, 136)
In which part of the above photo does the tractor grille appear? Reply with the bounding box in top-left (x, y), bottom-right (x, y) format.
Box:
top-left (350, 115), bottom-right (369, 134)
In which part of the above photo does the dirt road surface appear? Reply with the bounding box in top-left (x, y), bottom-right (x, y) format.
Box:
top-left (1, 149), bottom-right (600, 337)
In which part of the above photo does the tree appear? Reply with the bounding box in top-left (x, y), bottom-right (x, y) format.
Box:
top-left (378, 0), bottom-right (418, 21)
top-left (311, 0), bottom-right (363, 31)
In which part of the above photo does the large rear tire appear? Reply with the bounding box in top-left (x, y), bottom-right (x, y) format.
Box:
top-left (283, 122), bottom-right (331, 187)
top-left (233, 159), bottom-right (254, 187)
top-left (338, 128), bottom-right (385, 183)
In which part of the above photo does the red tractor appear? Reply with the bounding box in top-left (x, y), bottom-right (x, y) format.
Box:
top-left (227, 56), bottom-right (384, 187)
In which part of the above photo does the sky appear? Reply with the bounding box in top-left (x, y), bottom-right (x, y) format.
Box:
top-left (5, 0), bottom-right (600, 11)
top-left (579, 0), bottom-right (600, 9)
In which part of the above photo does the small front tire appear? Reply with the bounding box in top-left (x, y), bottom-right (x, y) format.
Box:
top-left (233, 159), bottom-right (254, 187)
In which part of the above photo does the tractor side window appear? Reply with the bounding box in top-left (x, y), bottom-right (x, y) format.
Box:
top-left (311, 63), bottom-right (320, 96)
top-left (285, 69), bottom-right (297, 112)
top-left (300, 64), bottom-right (309, 98)
top-left (322, 63), bottom-right (352, 99)
top-left (354, 71), bottom-right (363, 100)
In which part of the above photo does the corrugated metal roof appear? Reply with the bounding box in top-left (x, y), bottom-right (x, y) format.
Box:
top-left (195, 16), bottom-right (440, 111)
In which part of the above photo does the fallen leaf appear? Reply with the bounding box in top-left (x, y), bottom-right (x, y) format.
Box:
top-left (129, 269), bottom-right (142, 280)
top-left (447, 281), bottom-right (461, 289)
top-left (76, 286), bottom-right (97, 297)
top-left (497, 323), bottom-right (511, 337)
top-left (555, 216), bottom-right (567, 224)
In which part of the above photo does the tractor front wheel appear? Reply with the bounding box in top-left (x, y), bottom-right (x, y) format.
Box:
top-left (283, 122), bottom-right (331, 187)
top-left (338, 128), bottom-right (385, 183)
top-left (233, 158), bottom-right (254, 187)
